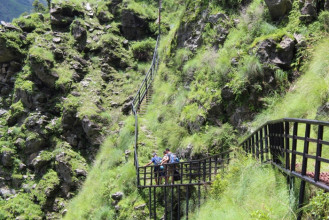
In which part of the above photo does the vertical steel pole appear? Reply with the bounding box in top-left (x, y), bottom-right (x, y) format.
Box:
top-left (186, 186), bottom-right (189, 220)
top-left (164, 186), bottom-right (167, 220)
top-left (177, 186), bottom-right (181, 220)
top-left (154, 187), bottom-right (156, 220)
top-left (284, 121), bottom-right (290, 170)
top-left (264, 124), bottom-right (269, 161)
top-left (297, 123), bottom-right (311, 220)
top-left (314, 125), bottom-right (323, 182)
top-left (171, 186), bottom-right (173, 220)
top-left (260, 128), bottom-right (264, 162)
top-left (149, 188), bottom-right (152, 219)
top-left (291, 122), bottom-right (298, 172)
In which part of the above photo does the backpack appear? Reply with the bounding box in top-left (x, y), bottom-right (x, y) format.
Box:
top-left (173, 169), bottom-right (181, 181)
top-left (169, 153), bottom-right (179, 163)
top-left (153, 156), bottom-right (162, 165)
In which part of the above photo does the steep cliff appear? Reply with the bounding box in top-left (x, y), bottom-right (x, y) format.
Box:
top-left (1, 0), bottom-right (329, 219)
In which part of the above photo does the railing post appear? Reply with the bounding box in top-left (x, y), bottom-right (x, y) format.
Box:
top-left (264, 124), bottom-right (269, 161)
top-left (154, 187), bottom-right (157, 219)
top-left (314, 125), bottom-right (324, 182)
top-left (177, 186), bottom-right (180, 220)
top-left (256, 131), bottom-right (259, 159)
top-left (284, 121), bottom-right (290, 170)
top-left (209, 158), bottom-right (212, 181)
top-left (251, 134), bottom-right (255, 157)
top-left (291, 122), bottom-right (298, 171)
top-left (149, 187), bottom-right (152, 219)
top-left (260, 128), bottom-right (264, 162)
top-left (297, 123), bottom-right (310, 220)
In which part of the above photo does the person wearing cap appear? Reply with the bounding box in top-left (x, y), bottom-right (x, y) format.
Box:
top-left (145, 152), bottom-right (163, 185)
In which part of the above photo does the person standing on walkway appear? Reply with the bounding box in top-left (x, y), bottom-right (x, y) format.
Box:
top-left (161, 148), bottom-right (175, 184)
top-left (145, 153), bottom-right (162, 185)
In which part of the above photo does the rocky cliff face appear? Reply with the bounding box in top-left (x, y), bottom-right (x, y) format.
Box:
top-left (0, 0), bottom-right (157, 218)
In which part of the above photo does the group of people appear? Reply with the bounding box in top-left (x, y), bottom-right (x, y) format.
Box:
top-left (144, 148), bottom-right (180, 185)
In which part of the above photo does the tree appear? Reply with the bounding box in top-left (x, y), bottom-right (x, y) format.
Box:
top-left (47, 0), bottom-right (51, 10)
top-left (32, 0), bottom-right (46, 13)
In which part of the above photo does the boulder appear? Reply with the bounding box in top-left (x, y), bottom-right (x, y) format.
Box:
top-left (229, 106), bottom-right (253, 128)
top-left (97, 11), bottom-right (113, 23)
top-left (208, 13), bottom-right (228, 24)
top-left (25, 134), bottom-right (45, 154)
top-left (0, 187), bottom-right (16, 199)
top-left (121, 9), bottom-right (150, 40)
top-left (134, 203), bottom-right (146, 210)
top-left (84, 3), bottom-right (94, 16)
top-left (31, 155), bottom-right (51, 174)
top-left (15, 88), bottom-right (34, 109)
top-left (30, 58), bottom-right (58, 88)
top-left (81, 116), bottom-right (102, 145)
top-left (0, 109), bottom-right (7, 116)
top-left (1, 151), bottom-right (13, 167)
top-left (0, 21), bottom-right (21, 32)
top-left (221, 86), bottom-right (234, 101)
top-left (176, 10), bottom-right (209, 51)
top-left (55, 153), bottom-right (73, 185)
top-left (265, 0), bottom-right (292, 20)
top-left (185, 115), bottom-right (206, 133)
top-left (74, 169), bottom-right (87, 177)
top-left (300, 2), bottom-right (317, 23)
top-left (177, 144), bottom-right (193, 160)
top-left (206, 101), bottom-right (223, 126)
top-left (54, 48), bottom-right (64, 60)
top-left (256, 36), bottom-right (295, 69)
top-left (71, 20), bottom-right (87, 50)
top-left (0, 37), bottom-right (23, 63)
top-left (111, 192), bottom-right (123, 201)
top-left (50, 4), bottom-right (84, 28)
top-left (316, 103), bottom-right (329, 120)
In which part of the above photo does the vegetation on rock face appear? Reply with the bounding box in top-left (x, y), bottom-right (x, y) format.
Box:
top-left (191, 155), bottom-right (295, 219)
top-left (1, 0), bottom-right (329, 219)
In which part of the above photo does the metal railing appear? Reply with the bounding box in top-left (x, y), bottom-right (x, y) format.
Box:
top-left (138, 151), bottom-right (232, 188)
top-left (143, 151), bottom-right (233, 220)
top-left (131, 36), bottom-right (160, 177)
top-left (240, 118), bottom-right (329, 219)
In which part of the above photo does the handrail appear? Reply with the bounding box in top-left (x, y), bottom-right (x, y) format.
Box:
top-left (138, 150), bottom-right (233, 188)
top-left (240, 118), bottom-right (329, 220)
top-left (131, 26), bottom-right (160, 174)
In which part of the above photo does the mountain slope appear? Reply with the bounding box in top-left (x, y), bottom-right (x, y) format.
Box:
top-left (0, 0), bottom-right (46, 22)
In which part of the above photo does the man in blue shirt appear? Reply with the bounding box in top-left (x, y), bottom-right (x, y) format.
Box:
top-left (145, 153), bottom-right (163, 185)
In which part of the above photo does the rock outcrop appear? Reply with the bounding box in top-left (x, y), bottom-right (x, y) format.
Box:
top-left (121, 9), bottom-right (151, 40)
top-left (265, 0), bottom-right (292, 20)
top-left (256, 36), bottom-right (296, 69)
top-left (50, 3), bottom-right (84, 29)
top-left (300, 1), bottom-right (317, 23)
top-left (0, 36), bottom-right (23, 63)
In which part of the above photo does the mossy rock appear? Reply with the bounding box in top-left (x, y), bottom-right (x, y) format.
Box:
top-left (32, 169), bottom-right (60, 207)
top-left (12, 13), bottom-right (45, 33)
top-left (0, 32), bottom-right (25, 63)
top-left (0, 193), bottom-right (43, 219)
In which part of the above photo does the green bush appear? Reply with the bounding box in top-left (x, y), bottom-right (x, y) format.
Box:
top-left (29, 46), bottom-right (54, 64)
top-left (304, 190), bottom-right (329, 219)
top-left (131, 38), bottom-right (156, 61)
top-left (319, 11), bottom-right (329, 32)
top-left (0, 193), bottom-right (43, 220)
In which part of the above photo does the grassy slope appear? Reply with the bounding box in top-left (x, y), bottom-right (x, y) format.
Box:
top-left (65, 0), bottom-right (329, 219)
top-left (191, 155), bottom-right (295, 220)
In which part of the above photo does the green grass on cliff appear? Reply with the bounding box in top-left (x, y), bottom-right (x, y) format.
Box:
top-left (190, 155), bottom-right (296, 220)
top-left (253, 39), bottom-right (329, 125)
top-left (62, 0), bottom-right (329, 219)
